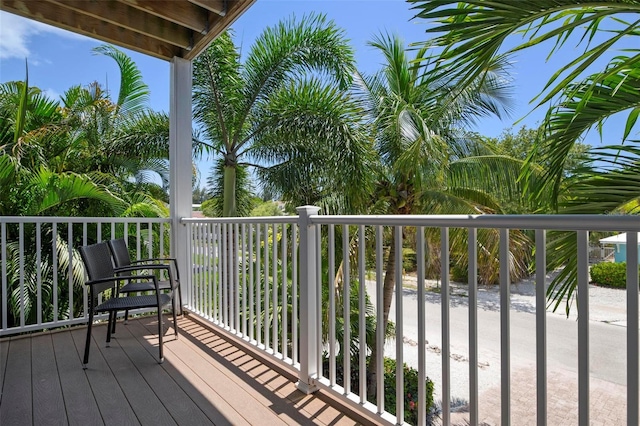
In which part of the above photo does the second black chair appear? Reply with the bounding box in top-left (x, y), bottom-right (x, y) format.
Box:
top-left (107, 238), bottom-right (182, 322)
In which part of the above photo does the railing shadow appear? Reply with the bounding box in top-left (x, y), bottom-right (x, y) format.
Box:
top-left (171, 315), bottom-right (363, 425)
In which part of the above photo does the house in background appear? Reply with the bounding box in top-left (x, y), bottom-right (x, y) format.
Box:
top-left (599, 232), bottom-right (640, 263)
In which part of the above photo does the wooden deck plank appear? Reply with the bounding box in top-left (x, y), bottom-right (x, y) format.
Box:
top-left (141, 321), bottom-right (287, 425)
top-left (89, 323), bottom-right (176, 426)
top-left (145, 334), bottom-right (246, 426)
top-left (52, 330), bottom-right (103, 425)
top-left (190, 326), bottom-right (361, 426)
top-left (120, 319), bottom-right (215, 425)
top-left (0, 336), bottom-right (9, 405)
top-left (31, 334), bottom-right (68, 425)
top-left (0, 338), bottom-right (32, 425)
top-left (146, 317), bottom-right (358, 426)
top-left (0, 317), bottom-right (369, 426)
top-left (68, 327), bottom-right (140, 425)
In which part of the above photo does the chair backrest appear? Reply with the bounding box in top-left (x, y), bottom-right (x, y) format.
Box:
top-left (79, 242), bottom-right (117, 295)
top-left (108, 237), bottom-right (178, 284)
top-left (108, 238), bottom-right (132, 268)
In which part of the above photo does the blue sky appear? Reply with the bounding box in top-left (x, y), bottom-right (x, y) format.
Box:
top-left (0, 0), bottom-right (631, 183)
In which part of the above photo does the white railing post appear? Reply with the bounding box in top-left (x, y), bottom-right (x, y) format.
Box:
top-left (627, 231), bottom-right (639, 425)
top-left (296, 205), bottom-right (321, 394)
top-left (577, 230), bottom-right (590, 425)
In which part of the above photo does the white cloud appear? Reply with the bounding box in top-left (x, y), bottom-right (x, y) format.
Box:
top-left (42, 88), bottom-right (62, 102)
top-left (0, 11), bottom-right (89, 60)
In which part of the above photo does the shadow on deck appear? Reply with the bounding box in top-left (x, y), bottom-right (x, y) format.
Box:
top-left (0, 315), bottom-right (376, 425)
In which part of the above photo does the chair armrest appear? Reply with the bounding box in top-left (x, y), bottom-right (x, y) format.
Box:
top-left (86, 274), bottom-right (161, 293)
top-left (113, 264), bottom-right (176, 290)
top-left (130, 258), bottom-right (180, 280)
top-left (114, 264), bottom-right (171, 274)
top-left (130, 257), bottom-right (176, 265)
top-left (86, 274), bottom-right (153, 285)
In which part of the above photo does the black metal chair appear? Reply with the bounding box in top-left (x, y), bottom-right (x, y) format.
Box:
top-left (79, 242), bottom-right (177, 368)
top-left (107, 238), bottom-right (182, 320)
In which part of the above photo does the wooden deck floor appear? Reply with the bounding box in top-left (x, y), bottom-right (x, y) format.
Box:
top-left (0, 315), bottom-right (372, 426)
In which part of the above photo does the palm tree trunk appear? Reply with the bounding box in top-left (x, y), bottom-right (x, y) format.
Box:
top-left (226, 225), bottom-right (237, 327)
top-left (222, 162), bottom-right (237, 323)
top-left (222, 164), bottom-right (237, 217)
top-left (367, 229), bottom-right (396, 398)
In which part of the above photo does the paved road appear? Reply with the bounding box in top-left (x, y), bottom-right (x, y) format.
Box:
top-left (365, 277), bottom-right (632, 423)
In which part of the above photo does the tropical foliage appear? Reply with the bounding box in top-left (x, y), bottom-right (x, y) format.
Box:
top-left (0, 45), bottom-right (171, 327)
top-left (409, 0), bottom-right (640, 311)
top-left (257, 27), bottom-right (547, 401)
top-left (590, 261), bottom-right (635, 288)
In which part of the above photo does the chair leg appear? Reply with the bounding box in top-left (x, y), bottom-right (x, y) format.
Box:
top-left (177, 284), bottom-right (184, 316)
top-left (171, 297), bottom-right (178, 337)
top-left (106, 311), bottom-right (114, 347)
top-left (111, 310), bottom-right (117, 334)
top-left (157, 308), bottom-right (164, 364)
top-left (83, 311), bottom-right (94, 368)
top-left (124, 309), bottom-right (129, 324)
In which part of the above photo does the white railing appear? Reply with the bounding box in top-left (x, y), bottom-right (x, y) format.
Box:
top-left (0, 216), bottom-right (172, 336)
top-left (184, 215), bottom-right (300, 370)
top-left (183, 211), bottom-right (640, 426)
top-left (4, 213), bottom-right (639, 425)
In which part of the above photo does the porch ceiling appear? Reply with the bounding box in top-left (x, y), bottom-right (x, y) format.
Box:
top-left (0, 0), bottom-right (256, 61)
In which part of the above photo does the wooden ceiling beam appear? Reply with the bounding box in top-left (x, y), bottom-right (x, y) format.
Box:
top-left (1, 0), bottom-right (183, 60)
top-left (0, 0), bottom-right (257, 61)
top-left (185, 0), bottom-right (255, 60)
top-left (119, 0), bottom-right (209, 34)
top-left (46, 0), bottom-right (192, 49)
top-left (188, 0), bottom-right (226, 16)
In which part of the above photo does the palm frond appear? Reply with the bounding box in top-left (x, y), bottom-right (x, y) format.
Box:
top-left (561, 143), bottom-right (640, 213)
top-left (253, 77), bottom-right (373, 212)
top-left (93, 44), bottom-right (150, 115)
top-left (528, 56), bottom-right (640, 203)
top-left (192, 31), bottom-right (243, 153)
top-left (112, 110), bottom-right (170, 159)
top-left (409, 0), bottom-right (640, 106)
top-left (27, 167), bottom-right (123, 214)
top-left (450, 154), bottom-right (545, 212)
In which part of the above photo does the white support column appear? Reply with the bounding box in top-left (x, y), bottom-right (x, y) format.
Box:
top-left (296, 205), bottom-right (321, 394)
top-left (170, 56), bottom-right (193, 308)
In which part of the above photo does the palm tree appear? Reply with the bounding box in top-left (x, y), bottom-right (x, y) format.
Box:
top-left (409, 0), bottom-right (640, 310)
top-left (355, 32), bottom-right (526, 395)
top-left (60, 45), bottom-right (172, 205)
top-left (192, 13), bottom-right (358, 217)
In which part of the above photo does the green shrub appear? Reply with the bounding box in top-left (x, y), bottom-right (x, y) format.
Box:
top-left (377, 357), bottom-right (435, 425)
top-left (403, 248), bottom-right (417, 273)
top-left (323, 356), bottom-right (436, 425)
top-left (590, 261), bottom-right (638, 288)
top-left (450, 264), bottom-right (468, 283)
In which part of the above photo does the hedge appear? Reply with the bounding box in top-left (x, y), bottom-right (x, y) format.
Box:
top-left (590, 261), bottom-right (639, 288)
